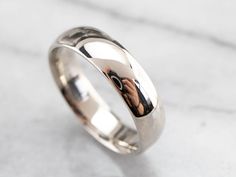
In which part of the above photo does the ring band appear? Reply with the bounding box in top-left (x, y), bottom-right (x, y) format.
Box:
top-left (48, 26), bottom-right (165, 154)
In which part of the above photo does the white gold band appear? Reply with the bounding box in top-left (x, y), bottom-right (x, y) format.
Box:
top-left (49, 26), bottom-right (165, 154)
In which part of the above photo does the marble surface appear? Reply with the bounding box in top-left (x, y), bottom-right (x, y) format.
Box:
top-left (0, 0), bottom-right (236, 176)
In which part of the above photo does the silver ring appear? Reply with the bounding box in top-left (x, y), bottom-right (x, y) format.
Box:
top-left (48, 26), bottom-right (165, 154)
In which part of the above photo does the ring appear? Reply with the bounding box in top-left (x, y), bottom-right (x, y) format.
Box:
top-left (48, 26), bottom-right (165, 154)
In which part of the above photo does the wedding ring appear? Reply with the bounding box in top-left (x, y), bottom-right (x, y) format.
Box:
top-left (48, 26), bottom-right (165, 154)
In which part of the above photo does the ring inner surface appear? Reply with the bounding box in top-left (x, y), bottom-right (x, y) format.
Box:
top-left (50, 47), bottom-right (138, 154)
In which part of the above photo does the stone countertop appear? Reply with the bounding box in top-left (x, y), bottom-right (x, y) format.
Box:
top-left (0, 0), bottom-right (235, 176)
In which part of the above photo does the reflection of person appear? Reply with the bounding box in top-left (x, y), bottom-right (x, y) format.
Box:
top-left (103, 67), bottom-right (152, 117)
top-left (122, 78), bottom-right (144, 116)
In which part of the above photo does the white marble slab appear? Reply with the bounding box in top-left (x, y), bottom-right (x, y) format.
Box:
top-left (0, 0), bottom-right (236, 177)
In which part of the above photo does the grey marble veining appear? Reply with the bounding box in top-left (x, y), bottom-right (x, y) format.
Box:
top-left (0, 0), bottom-right (236, 177)
top-left (69, 0), bottom-right (236, 50)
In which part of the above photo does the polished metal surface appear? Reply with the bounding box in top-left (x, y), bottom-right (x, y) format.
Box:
top-left (49, 26), bottom-right (165, 154)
